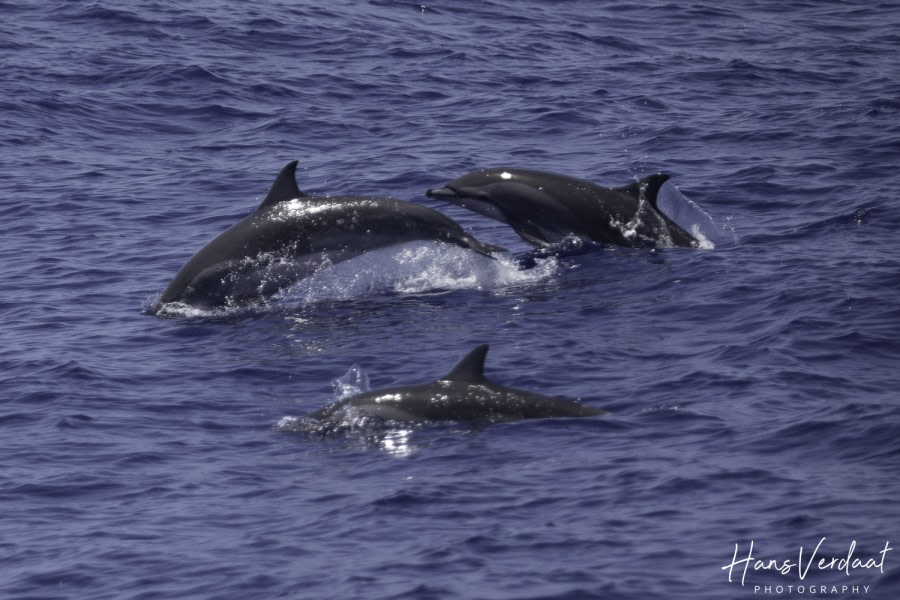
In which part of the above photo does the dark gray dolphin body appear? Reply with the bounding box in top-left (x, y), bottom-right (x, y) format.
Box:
top-left (427, 168), bottom-right (699, 249)
top-left (309, 344), bottom-right (607, 425)
top-left (153, 161), bottom-right (504, 313)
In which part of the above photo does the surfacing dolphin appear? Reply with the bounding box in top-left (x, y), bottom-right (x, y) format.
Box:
top-left (427, 168), bottom-right (700, 249)
top-left (153, 161), bottom-right (504, 313)
top-left (308, 344), bottom-right (607, 425)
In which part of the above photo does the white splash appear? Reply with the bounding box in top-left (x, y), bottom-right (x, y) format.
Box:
top-left (690, 224), bottom-right (716, 250)
top-left (655, 181), bottom-right (733, 248)
top-left (278, 241), bottom-right (557, 304)
top-left (150, 241), bottom-right (555, 317)
top-left (333, 364), bottom-right (370, 399)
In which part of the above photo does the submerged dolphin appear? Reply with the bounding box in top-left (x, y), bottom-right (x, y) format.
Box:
top-left (427, 168), bottom-right (699, 249)
top-left (308, 344), bottom-right (607, 425)
top-left (153, 161), bottom-right (504, 313)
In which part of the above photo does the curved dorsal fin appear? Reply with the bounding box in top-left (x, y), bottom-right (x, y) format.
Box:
top-left (441, 344), bottom-right (489, 383)
top-left (614, 173), bottom-right (670, 209)
top-left (257, 160), bottom-right (305, 210)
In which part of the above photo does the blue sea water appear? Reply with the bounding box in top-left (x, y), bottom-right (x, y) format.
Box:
top-left (2, 1), bottom-right (899, 598)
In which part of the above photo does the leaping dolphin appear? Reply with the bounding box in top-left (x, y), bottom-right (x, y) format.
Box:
top-left (308, 344), bottom-right (608, 425)
top-left (153, 161), bottom-right (504, 313)
top-left (427, 168), bottom-right (700, 249)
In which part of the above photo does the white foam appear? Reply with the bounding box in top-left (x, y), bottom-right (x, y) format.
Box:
top-left (275, 415), bottom-right (305, 431)
top-left (147, 299), bottom-right (232, 319)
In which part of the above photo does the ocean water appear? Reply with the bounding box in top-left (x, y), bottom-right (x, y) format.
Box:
top-left (2, 1), bottom-right (899, 599)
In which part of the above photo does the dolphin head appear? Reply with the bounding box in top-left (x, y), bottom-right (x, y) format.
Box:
top-left (427, 168), bottom-right (587, 247)
top-left (426, 168), bottom-right (529, 225)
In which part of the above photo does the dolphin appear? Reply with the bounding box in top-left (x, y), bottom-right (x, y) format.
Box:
top-left (308, 344), bottom-right (607, 425)
top-left (426, 168), bottom-right (700, 249)
top-left (153, 161), bottom-right (504, 313)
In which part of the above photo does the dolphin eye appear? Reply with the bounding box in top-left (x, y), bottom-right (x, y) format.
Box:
top-left (500, 172), bottom-right (512, 180)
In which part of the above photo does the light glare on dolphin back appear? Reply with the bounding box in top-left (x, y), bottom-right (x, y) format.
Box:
top-left (275, 198), bottom-right (343, 218)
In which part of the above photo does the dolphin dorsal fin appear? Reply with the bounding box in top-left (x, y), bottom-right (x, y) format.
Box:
top-left (441, 344), bottom-right (489, 383)
top-left (258, 160), bottom-right (305, 210)
top-left (614, 173), bottom-right (671, 208)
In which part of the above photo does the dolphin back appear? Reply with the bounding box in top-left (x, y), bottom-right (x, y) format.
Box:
top-left (308, 344), bottom-right (607, 425)
top-left (153, 161), bottom-right (506, 313)
top-left (428, 167), bottom-right (706, 249)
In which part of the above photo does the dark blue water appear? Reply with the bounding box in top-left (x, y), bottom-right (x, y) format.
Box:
top-left (2, 1), bottom-right (899, 598)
